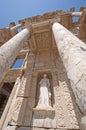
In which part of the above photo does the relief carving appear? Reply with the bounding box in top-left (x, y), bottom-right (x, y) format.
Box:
top-left (52, 72), bottom-right (65, 128)
top-left (9, 97), bottom-right (23, 125)
top-left (62, 81), bottom-right (79, 128)
top-left (53, 72), bottom-right (79, 129)
top-left (54, 87), bottom-right (65, 127)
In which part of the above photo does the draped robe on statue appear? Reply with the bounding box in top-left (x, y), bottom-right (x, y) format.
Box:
top-left (36, 74), bottom-right (51, 108)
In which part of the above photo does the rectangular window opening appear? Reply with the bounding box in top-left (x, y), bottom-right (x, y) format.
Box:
top-left (72, 16), bottom-right (79, 22)
top-left (12, 58), bottom-right (24, 68)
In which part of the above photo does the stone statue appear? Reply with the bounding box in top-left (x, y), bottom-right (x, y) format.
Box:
top-left (36, 74), bottom-right (51, 109)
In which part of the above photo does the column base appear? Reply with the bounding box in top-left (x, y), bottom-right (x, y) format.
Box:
top-left (81, 116), bottom-right (86, 130)
top-left (32, 107), bottom-right (56, 128)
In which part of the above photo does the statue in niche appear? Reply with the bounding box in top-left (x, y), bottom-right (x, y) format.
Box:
top-left (36, 74), bottom-right (52, 109)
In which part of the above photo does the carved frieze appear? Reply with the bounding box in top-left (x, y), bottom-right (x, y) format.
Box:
top-left (19, 10), bottom-right (64, 25)
top-left (53, 71), bottom-right (79, 129)
top-left (18, 75), bottom-right (32, 97)
top-left (9, 97), bottom-right (24, 125)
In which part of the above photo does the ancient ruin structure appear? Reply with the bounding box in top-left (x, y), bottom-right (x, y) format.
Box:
top-left (0, 7), bottom-right (86, 130)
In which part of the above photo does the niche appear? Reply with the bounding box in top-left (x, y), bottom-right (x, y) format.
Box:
top-left (35, 71), bottom-right (54, 109)
top-left (32, 71), bottom-right (56, 128)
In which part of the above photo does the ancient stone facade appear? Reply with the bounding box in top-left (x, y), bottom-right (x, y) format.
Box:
top-left (0, 7), bottom-right (86, 130)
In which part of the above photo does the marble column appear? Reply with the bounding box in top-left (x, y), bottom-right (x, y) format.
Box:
top-left (71, 12), bottom-right (82, 17)
top-left (52, 22), bottom-right (86, 128)
top-left (10, 24), bottom-right (21, 31)
top-left (0, 28), bottom-right (29, 84)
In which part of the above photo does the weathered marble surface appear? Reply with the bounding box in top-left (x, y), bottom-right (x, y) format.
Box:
top-left (32, 108), bottom-right (56, 128)
top-left (53, 71), bottom-right (79, 129)
top-left (17, 127), bottom-right (55, 130)
top-left (0, 28), bottom-right (29, 84)
top-left (8, 97), bottom-right (34, 126)
top-left (81, 116), bottom-right (86, 130)
top-left (3, 126), bottom-right (17, 130)
top-left (52, 22), bottom-right (86, 115)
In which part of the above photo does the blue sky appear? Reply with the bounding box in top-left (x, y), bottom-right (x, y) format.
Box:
top-left (0, 0), bottom-right (86, 28)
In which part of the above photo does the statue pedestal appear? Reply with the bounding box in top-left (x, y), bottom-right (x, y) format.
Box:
top-left (81, 116), bottom-right (86, 130)
top-left (32, 107), bottom-right (56, 128)
top-left (33, 106), bottom-right (55, 114)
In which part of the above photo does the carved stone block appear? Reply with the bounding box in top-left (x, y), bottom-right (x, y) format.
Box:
top-left (17, 127), bottom-right (54, 130)
top-left (32, 128), bottom-right (54, 130)
top-left (28, 74), bottom-right (37, 98)
top-left (53, 71), bottom-right (79, 129)
top-left (32, 108), bottom-right (56, 128)
top-left (22, 110), bottom-right (32, 126)
top-left (17, 127), bottom-right (31, 130)
top-left (4, 126), bottom-right (17, 130)
top-left (9, 97), bottom-right (35, 126)
top-left (81, 116), bottom-right (86, 130)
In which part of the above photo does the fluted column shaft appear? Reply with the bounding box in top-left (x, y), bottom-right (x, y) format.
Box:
top-left (52, 22), bottom-right (86, 115)
top-left (0, 28), bottom-right (29, 83)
